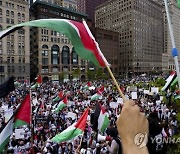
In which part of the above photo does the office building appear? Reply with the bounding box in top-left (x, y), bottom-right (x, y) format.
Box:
top-left (0, 0), bottom-right (30, 83)
top-left (154, 0), bottom-right (180, 72)
top-left (77, 0), bottom-right (109, 23)
top-left (95, 0), bottom-right (163, 76)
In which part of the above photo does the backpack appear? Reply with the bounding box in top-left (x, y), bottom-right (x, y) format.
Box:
top-left (114, 137), bottom-right (122, 154)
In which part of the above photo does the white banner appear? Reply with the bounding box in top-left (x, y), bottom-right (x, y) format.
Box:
top-left (131, 92), bottom-right (137, 100)
top-left (15, 129), bottom-right (25, 139)
top-left (4, 109), bottom-right (13, 123)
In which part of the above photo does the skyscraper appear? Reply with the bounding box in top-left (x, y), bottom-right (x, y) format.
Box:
top-left (154, 0), bottom-right (180, 72)
top-left (0, 0), bottom-right (30, 83)
top-left (95, 0), bottom-right (163, 76)
top-left (77, 0), bottom-right (109, 23)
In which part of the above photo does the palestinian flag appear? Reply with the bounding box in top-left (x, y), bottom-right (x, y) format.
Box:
top-left (93, 102), bottom-right (109, 133)
top-left (31, 75), bottom-right (42, 90)
top-left (174, 90), bottom-right (180, 100)
top-left (0, 76), bottom-right (15, 98)
top-left (0, 94), bottom-right (31, 153)
top-left (84, 82), bottom-right (91, 90)
top-left (91, 86), bottom-right (104, 101)
top-left (14, 80), bottom-right (20, 87)
top-left (170, 77), bottom-right (178, 88)
top-left (0, 19), bottom-right (109, 67)
top-left (14, 94), bottom-right (31, 128)
top-left (51, 108), bottom-right (89, 143)
top-left (53, 91), bottom-right (64, 102)
top-left (55, 96), bottom-right (68, 113)
top-left (161, 71), bottom-right (176, 91)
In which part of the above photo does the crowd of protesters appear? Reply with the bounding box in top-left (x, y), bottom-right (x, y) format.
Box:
top-left (0, 77), bottom-right (178, 154)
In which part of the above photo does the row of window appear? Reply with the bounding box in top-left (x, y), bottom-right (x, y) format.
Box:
top-left (0, 1), bottom-right (26, 11)
top-left (8, 65), bottom-right (26, 73)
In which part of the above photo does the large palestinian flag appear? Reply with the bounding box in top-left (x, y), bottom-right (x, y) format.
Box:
top-left (0, 19), bottom-right (109, 67)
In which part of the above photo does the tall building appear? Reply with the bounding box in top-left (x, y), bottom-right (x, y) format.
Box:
top-left (30, 0), bottom-right (87, 82)
top-left (95, 0), bottom-right (163, 76)
top-left (154, 0), bottom-right (180, 72)
top-left (94, 28), bottom-right (119, 75)
top-left (77, 0), bottom-right (109, 23)
top-left (36, 0), bottom-right (77, 10)
top-left (0, 0), bottom-right (30, 83)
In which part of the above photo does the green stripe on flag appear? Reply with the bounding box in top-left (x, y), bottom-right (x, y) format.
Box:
top-left (91, 93), bottom-right (101, 101)
top-left (0, 136), bottom-right (10, 154)
top-left (51, 127), bottom-right (82, 143)
top-left (13, 119), bottom-right (28, 128)
top-left (55, 103), bottom-right (66, 113)
top-left (100, 115), bottom-right (110, 132)
top-left (171, 77), bottom-right (178, 87)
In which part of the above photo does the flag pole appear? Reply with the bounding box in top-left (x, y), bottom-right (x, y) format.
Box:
top-left (164, 0), bottom-right (180, 90)
top-left (106, 64), bottom-right (126, 101)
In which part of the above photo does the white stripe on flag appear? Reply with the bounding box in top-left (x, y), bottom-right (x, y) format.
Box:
top-left (0, 118), bottom-right (14, 145)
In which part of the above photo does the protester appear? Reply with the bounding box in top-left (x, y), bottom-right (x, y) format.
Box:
top-left (0, 77), bottom-right (178, 154)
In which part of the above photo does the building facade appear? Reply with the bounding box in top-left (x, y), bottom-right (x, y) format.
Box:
top-left (95, 0), bottom-right (163, 76)
top-left (30, 0), bottom-right (87, 82)
top-left (34, 0), bottom-right (77, 10)
top-left (0, 0), bottom-right (30, 83)
top-left (77, 0), bottom-right (109, 23)
top-left (154, 0), bottom-right (180, 73)
top-left (94, 28), bottom-right (119, 75)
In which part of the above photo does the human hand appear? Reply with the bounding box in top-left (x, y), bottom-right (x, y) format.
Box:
top-left (116, 100), bottom-right (149, 154)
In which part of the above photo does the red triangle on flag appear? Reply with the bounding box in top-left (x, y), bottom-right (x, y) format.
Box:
top-left (75, 108), bottom-right (89, 131)
top-left (37, 75), bottom-right (42, 84)
top-left (58, 91), bottom-right (63, 99)
top-left (63, 96), bottom-right (68, 104)
top-left (14, 94), bottom-right (31, 126)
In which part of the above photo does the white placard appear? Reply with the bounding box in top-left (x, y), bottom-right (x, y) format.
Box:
top-left (4, 109), bottom-right (13, 123)
top-left (2, 105), bottom-right (8, 111)
top-left (144, 90), bottom-right (150, 94)
top-left (32, 98), bottom-right (38, 106)
top-left (151, 87), bottom-right (159, 94)
top-left (110, 102), bottom-right (118, 109)
top-left (89, 86), bottom-right (95, 90)
top-left (131, 92), bottom-right (137, 100)
top-left (67, 101), bottom-right (75, 106)
top-left (66, 112), bottom-right (76, 120)
top-left (117, 98), bottom-right (123, 104)
top-left (15, 129), bottom-right (25, 139)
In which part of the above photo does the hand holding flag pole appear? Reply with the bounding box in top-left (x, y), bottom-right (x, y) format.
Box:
top-left (164, 0), bottom-right (180, 90)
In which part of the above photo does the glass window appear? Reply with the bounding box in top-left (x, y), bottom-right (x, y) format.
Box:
top-left (71, 47), bottom-right (78, 64)
top-left (22, 13), bottom-right (25, 20)
top-left (11, 11), bottom-right (14, 18)
top-left (6, 10), bottom-right (10, 16)
top-left (62, 46), bottom-right (70, 65)
top-left (51, 45), bottom-right (59, 65)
